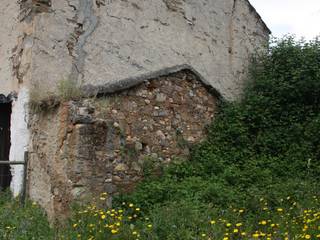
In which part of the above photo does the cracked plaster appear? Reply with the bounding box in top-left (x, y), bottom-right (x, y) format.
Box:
top-left (27, 0), bottom-right (269, 100)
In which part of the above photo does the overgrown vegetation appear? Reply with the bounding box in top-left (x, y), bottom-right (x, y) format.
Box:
top-left (117, 37), bottom-right (320, 206)
top-left (1, 37), bottom-right (320, 239)
top-left (0, 191), bottom-right (54, 239)
top-left (113, 37), bottom-right (320, 238)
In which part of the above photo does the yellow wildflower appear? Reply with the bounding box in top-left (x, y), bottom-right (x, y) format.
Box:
top-left (111, 229), bottom-right (118, 234)
top-left (260, 220), bottom-right (267, 225)
top-left (252, 233), bottom-right (260, 238)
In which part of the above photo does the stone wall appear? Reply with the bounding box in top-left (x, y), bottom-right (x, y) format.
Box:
top-left (28, 70), bottom-right (217, 219)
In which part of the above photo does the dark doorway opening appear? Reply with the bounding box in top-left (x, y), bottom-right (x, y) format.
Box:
top-left (0, 103), bottom-right (12, 190)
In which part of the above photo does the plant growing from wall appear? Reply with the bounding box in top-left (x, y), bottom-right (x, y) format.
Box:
top-left (56, 79), bottom-right (83, 102)
top-left (29, 79), bottom-right (83, 112)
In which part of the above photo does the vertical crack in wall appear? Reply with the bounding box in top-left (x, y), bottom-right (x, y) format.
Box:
top-left (69, 0), bottom-right (99, 83)
top-left (228, 0), bottom-right (237, 73)
top-left (14, 0), bottom-right (50, 84)
top-left (11, 34), bottom-right (26, 84)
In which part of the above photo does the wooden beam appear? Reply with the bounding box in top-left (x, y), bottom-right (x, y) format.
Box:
top-left (0, 161), bottom-right (26, 165)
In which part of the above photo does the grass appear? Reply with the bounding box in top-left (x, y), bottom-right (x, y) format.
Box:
top-left (29, 79), bottom-right (83, 112)
top-left (0, 191), bottom-right (54, 240)
top-left (0, 192), bottom-right (319, 239)
top-left (56, 79), bottom-right (83, 102)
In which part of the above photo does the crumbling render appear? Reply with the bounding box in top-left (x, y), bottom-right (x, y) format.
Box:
top-left (11, 34), bottom-right (29, 84)
top-left (18, 0), bottom-right (52, 22)
top-left (162, 0), bottom-right (185, 13)
top-left (67, 0), bottom-right (99, 83)
top-left (95, 0), bottom-right (106, 8)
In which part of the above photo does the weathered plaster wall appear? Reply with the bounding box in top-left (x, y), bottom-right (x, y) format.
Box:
top-left (0, 1), bottom-right (20, 95)
top-left (1, 4), bottom-right (51, 193)
top-left (30, 0), bottom-right (270, 100)
top-left (28, 70), bottom-right (217, 219)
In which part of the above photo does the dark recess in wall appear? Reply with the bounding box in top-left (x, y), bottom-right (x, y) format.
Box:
top-left (0, 102), bottom-right (12, 190)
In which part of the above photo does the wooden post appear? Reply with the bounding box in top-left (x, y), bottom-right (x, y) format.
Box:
top-left (20, 151), bottom-right (28, 205)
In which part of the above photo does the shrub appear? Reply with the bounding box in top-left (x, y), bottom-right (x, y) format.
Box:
top-left (115, 37), bottom-right (320, 215)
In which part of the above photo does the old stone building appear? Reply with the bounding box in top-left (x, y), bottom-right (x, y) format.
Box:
top-left (0, 0), bottom-right (270, 218)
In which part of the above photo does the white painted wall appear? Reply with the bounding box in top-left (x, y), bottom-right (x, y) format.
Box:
top-left (9, 88), bottom-right (30, 197)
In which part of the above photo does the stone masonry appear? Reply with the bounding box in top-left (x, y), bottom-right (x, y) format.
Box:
top-left (28, 70), bottom-right (217, 219)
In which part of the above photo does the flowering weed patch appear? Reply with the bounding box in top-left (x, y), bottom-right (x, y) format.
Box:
top-left (58, 193), bottom-right (320, 240)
